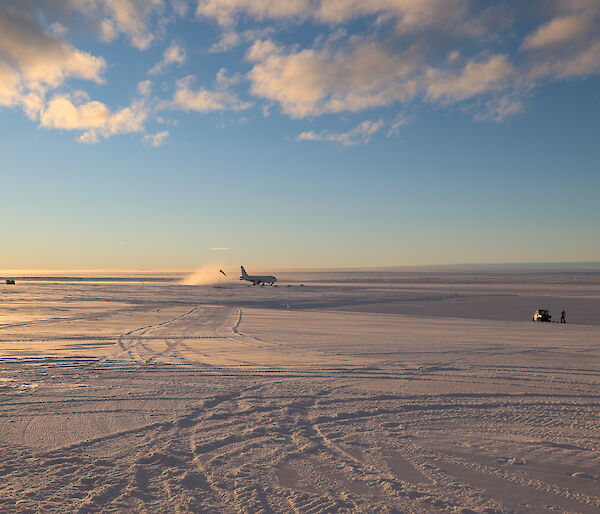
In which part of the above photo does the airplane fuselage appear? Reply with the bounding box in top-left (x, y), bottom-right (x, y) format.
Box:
top-left (240, 266), bottom-right (277, 286)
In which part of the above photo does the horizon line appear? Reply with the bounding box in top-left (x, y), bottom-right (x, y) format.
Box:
top-left (2, 260), bottom-right (600, 275)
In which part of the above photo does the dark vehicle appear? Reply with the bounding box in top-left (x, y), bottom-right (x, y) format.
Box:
top-left (5, 279), bottom-right (15, 285)
top-left (533, 309), bottom-right (551, 322)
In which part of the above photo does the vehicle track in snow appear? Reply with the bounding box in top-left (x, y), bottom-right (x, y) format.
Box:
top-left (0, 287), bottom-right (599, 512)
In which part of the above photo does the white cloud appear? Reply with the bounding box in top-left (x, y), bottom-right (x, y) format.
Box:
top-left (209, 31), bottom-right (242, 53)
top-left (208, 26), bottom-right (276, 54)
top-left (70, 0), bottom-right (165, 50)
top-left (0, 65), bottom-right (21, 107)
top-left (162, 73), bottom-right (252, 112)
top-left (316, 0), bottom-right (469, 31)
top-left (21, 92), bottom-right (46, 120)
top-left (171, 86), bottom-right (246, 112)
top-left (558, 39), bottom-right (600, 78)
top-left (2, 0), bottom-right (599, 145)
top-left (523, 4), bottom-right (600, 80)
top-left (41, 96), bottom-right (110, 130)
top-left (194, 0), bottom-right (599, 126)
top-left (425, 55), bottom-right (516, 103)
top-left (99, 19), bottom-right (118, 43)
top-left (0, 2), bottom-right (107, 129)
top-left (527, 37), bottom-right (600, 80)
top-left (523, 13), bottom-right (593, 50)
top-left (103, 101), bottom-right (148, 133)
top-left (196, 0), bottom-right (470, 31)
top-left (215, 68), bottom-right (243, 87)
top-left (137, 80), bottom-right (153, 96)
top-left (246, 39), bottom-right (280, 61)
top-left (248, 40), bottom-right (518, 119)
top-left (196, 0), bottom-right (310, 26)
top-left (149, 42), bottom-right (186, 75)
top-left (0, 4), bottom-right (106, 93)
top-left (39, 94), bottom-right (148, 143)
top-left (298, 119), bottom-right (385, 146)
top-left (103, 0), bottom-right (162, 49)
top-left (248, 40), bottom-right (422, 117)
top-left (143, 130), bottom-right (170, 146)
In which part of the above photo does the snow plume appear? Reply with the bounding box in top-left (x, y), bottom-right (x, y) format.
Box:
top-left (180, 263), bottom-right (227, 285)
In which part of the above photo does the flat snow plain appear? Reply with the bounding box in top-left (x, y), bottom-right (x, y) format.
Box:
top-left (0, 270), bottom-right (599, 513)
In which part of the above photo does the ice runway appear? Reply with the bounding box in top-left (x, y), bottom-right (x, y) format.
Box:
top-left (0, 271), bottom-right (599, 512)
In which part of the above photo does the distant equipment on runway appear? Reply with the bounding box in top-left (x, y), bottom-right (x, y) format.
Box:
top-left (532, 309), bottom-right (551, 322)
top-left (5, 279), bottom-right (15, 285)
top-left (240, 266), bottom-right (277, 286)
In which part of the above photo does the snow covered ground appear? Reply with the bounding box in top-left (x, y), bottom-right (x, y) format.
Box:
top-left (0, 270), bottom-right (599, 512)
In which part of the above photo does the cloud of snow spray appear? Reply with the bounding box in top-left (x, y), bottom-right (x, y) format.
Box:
top-left (180, 263), bottom-right (226, 285)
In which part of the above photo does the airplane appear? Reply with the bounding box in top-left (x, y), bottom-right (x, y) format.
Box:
top-left (240, 266), bottom-right (277, 286)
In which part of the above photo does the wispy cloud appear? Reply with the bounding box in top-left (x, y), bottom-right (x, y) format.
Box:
top-left (522, 12), bottom-right (593, 51)
top-left (474, 94), bottom-right (525, 123)
top-left (196, 0), bottom-right (471, 32)
top-left (523, 3), bottom-right (600, 80)
top-left (209, 31), bottom-right (242, 53)
top-left (137, 80), bottom-right (153, 96)
top-left (387, 113), bottom-right (412, 137)
top-left (209, 247), bottom-right (232, 251)
top-left (161, 70), bottom-right (252, 112)
top-left (149, 42), bottom-right (186, 75)
top-left (196, 0), bottom-right (309, 26)
top-left (143, 130), bottom-right (169, 146)
top-left (298, 119), bottom-right (385, 146)
top-left (71, 0), bottom-right (165, 50)
top-left (425, 55), bottom-right (516, 103)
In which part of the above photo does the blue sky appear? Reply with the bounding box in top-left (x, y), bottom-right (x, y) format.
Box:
top-left (1, 0), bottom-right (599, 269)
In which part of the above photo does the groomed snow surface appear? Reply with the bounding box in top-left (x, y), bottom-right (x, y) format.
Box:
top-left (0, 270), bottom-right (599, 513)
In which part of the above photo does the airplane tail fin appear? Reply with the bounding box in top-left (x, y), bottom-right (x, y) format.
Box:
top-left (240, 266), bottom-right (248, 278)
